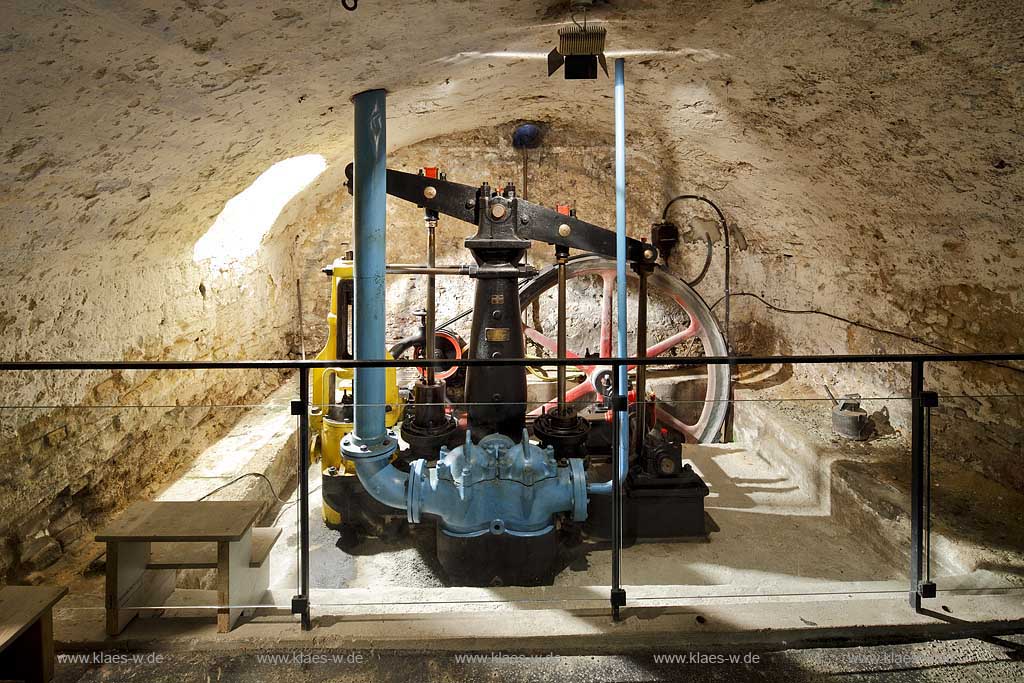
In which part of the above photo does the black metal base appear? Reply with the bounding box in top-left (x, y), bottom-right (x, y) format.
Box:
top-left (534, 409), bottom-right (590, 459)
top-left (290, 595), bottom-right (311, 630)
top-left (435, 527), bottom-right (559, 586)
top-left (401, 418), bottom-right (461, 460)
top-left (401, 380), bottom-right (462, 460)
top-left (586, 465), bottom-right (710, 543)
top-left (322, 468), bottom-right (406, 540)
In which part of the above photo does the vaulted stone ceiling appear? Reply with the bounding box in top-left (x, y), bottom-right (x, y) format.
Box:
top-left (2, 0), bottom-right (1023, 579)
top-left (2, 0), bottom-right (1021, 377)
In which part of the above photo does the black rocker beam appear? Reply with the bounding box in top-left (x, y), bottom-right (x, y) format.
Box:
top-left (347, 164), bottom-right (656, 264)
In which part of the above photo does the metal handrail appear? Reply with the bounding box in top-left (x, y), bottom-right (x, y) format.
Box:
top-left (0, 351), bottom-right (1021, 371)
top-left (3, 350), bottom-right (1021, 627)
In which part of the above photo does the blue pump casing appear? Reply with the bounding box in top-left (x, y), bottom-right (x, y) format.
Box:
top-left (406, 429), bottom-right (588, 537)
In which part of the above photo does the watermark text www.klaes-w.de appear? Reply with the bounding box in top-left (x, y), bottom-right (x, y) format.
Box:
top-left (254, 652), bottom-right (367, 665)
top-left (653, 652), bottom-right (762, 665)
top-left (57, 651), bottom-right (368, 667)
top-left (454, 652), bottom-right (557, 664)
top-left (57, 652), bottom-right (167, 665)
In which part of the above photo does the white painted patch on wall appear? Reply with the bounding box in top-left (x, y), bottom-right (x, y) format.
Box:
top-left (431, 48), bottom-right (726, 66)
top-left (193, 154), bottom-right (328, 271)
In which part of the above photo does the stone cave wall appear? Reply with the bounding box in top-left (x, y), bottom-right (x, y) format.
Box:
top-left (1, 0), bottom-right (1022, 582)
top-left (0, 241), bottom-right (298, 579)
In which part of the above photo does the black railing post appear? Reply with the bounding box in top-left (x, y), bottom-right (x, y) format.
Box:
top-left (909, 360), bottom-right (923, 609)
top-left (610, 361), bottom-right (626, 621)
top-left (291, 367), bottom-right (312, 630)
top-left (909, 360), bottom-right (941, 609)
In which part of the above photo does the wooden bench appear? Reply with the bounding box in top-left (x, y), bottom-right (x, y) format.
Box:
top-left (96, 501), bottom-right (280, 635)
top-left (0, 585), bottom-right (67, 683)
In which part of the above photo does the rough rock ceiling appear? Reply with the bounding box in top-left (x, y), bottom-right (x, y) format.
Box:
top-left (1, 0), bottom-right (1021, 370)
top-left (3, 0), bottom-right (1017, 250)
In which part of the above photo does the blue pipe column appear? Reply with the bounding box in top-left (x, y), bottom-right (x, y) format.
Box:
top-left (613, 58), bottom-right (630, 489)
top-left (588, 58), bottom-right (630, 496)
top-left (342, 89), bottom-right (399, 466)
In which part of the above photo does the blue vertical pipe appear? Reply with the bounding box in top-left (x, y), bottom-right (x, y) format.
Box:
top-left (586, 59), bottom-right (631, 497)
top-left (351, 89), bottom-right (388, 445)
top-left (614, 58), bottom-right (629, 485)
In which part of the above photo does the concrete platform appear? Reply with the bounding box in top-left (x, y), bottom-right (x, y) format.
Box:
top-left (50, 635), bottom-right (1024, 683)
top-left (156, 376), bottom-right (297, 508)
top-left (40, 371), bottom-right (1024, 655)
top-left (732, 385), bottom-right (1024, 588)
top-left (51, 586), bottom-right (1024, 653)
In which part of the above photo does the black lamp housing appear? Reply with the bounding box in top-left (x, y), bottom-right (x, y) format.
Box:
top-left (547, 24), bottom-right (608, 80)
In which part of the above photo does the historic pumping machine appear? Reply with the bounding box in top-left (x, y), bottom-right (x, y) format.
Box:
top-left (308, 88), bottom-right (730, 586)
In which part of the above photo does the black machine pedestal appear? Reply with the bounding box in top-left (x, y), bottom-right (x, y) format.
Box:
top-left (586, 465), bottom-right (710, 543)
top-left (322, 468), bottom-right (406, 543)
top-left (435, 527), bottom-right (559, 586)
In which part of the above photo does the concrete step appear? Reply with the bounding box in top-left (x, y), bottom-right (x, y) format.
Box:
top-left (155, 376), bottom-right (297, 513)
top-left (53, 586), bottom-right (1024, 653)
top-left (732, 388), bottom-right (1024, 587)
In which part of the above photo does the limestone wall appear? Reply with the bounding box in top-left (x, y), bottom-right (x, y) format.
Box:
top-left (1, 0), bottom-right (1021, 579)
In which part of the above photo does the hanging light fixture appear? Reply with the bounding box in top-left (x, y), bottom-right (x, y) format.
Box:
top-left (547, 3), bottom-right (608, 79)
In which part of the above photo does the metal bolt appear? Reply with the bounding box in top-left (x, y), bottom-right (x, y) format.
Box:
top-left (490, 203), bottom-right (507, 219)
top-left (521, 215), bottom-right (530, 225)
top-left (424, 186), bottom-right (437, 199)
top-left (466, 200), bottom-right (475, 209)
top-left (644, 249), bottom-right (655, 260)
top-left (558, 223), bottom-right (571, 237)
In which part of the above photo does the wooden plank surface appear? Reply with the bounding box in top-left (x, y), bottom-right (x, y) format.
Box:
top-left (95, 501), bottom-right (263, 542)
top-left (148, 527), bottom-right (282, 569)
top-left (0, 585), bottom-right (67, 651)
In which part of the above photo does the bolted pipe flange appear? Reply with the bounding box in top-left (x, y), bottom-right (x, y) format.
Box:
top-left (407, 459), bottom-right (429, 523)
top-left (568, 458), bottom-right (589, 522)
top-left (340, 429), bottom-right (399, 462)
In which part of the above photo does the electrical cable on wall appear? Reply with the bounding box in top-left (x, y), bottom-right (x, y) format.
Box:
top-left (662, 194), bottom-right (731, 352)
top-left (197, 472), bottom-right (289, 503)
top-left (686, 235), bottom-right (713, 288)
top-left (713, 291), bottom-right (1024, 375)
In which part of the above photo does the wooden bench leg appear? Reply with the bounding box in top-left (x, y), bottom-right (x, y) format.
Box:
top-left (0, 607), bottom-right (54, 683)
top-left (105, 541), bottom-right (174, 636)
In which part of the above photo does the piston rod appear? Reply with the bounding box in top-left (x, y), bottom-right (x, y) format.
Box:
top-left (425, 209), bottom-right (438, 384)
top-left (385, 264), bottom-right (470, 275)
top-left (556, 244), bottom-right (570, 415)
top-left (635, 262), bottom-right (651, 454)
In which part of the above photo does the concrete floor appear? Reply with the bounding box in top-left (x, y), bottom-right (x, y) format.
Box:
top-left (262, 372), bottom-right (1022, 602)
top-left (268, 439), bottom-right (903, 597)
top-left (37, 374), bottom-right (1024, 663)
top-left (50, 635), bottom-right (1024, 683)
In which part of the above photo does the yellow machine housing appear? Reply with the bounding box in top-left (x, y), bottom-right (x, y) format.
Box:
top-left (310, 258), bottom-right (403, 527)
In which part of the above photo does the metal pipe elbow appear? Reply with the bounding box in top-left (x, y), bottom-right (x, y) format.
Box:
top-left (353, 451), bottom-right (408, 511)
